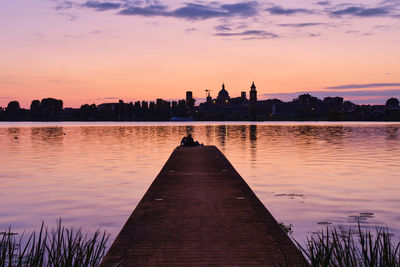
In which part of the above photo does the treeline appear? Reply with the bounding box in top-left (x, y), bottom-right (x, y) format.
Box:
top-left (0, 98), bottom-right (64, 121)
top-left (0, 98), bottom-right (192, 121)
top-left (78, 99), bottom-right (190, 121)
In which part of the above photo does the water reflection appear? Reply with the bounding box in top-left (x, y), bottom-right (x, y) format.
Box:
top-left (216, 125), bottom-right (226, 148)
top-left (0, 122), bottom-right (400, 245)
top-left (8, 127), bottom-right (20, 138)
top-left (386, 125), bottom-right (399, 140)
top-left (31, 127), bottom-right (64, 145)
top-left (249, 125), bottom-right (257, 165)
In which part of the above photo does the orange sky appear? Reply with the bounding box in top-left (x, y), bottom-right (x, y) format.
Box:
top-left (1, 0), bottom-right (399, 108)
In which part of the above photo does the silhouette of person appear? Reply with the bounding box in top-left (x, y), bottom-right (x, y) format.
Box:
top-left (181, 134), bottom-right (203, 146)
top-left (181, 136), bottom-right (188, 146)
top-left (186, 134), bottom-right (195, 146)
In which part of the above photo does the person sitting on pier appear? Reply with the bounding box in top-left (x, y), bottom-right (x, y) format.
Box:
top-left (181, 134), bottom-right (202, 146)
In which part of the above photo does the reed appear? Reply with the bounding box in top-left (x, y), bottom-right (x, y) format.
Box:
top-left (295, 223), bottom-right (400, 267)
top-left (3, 220), bottom-right (400, 266)
top-left (0, 220), bottom-right (108, 267)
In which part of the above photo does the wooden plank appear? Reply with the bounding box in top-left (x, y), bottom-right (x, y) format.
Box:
top-left (101, 146), bottom-right (307, 266)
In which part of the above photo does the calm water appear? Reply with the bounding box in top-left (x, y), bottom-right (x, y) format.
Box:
top-left (1, 121), bottom-right (400, 246)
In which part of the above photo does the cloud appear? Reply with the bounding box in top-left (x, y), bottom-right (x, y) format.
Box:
top-left (266, 6), bottom-right (313, 15)
top-left (278, 23), bottom-right (324, 27)
top-left (316, 1), bottom-right (330, 6)
top-left (83, 1), bottom-right (121, 11)
top-left (220, 2), bottom-right (258, 16)
top-left (326, 83), bottom-right (400, 89)
top-left (55, 1), bottom-right (75, 10)
top-left (54, 1), bottom-right (79, 20)
top-left (62, 34), bottom-right (85, 38)
top-left (330, 6), bottom-right (391, 17)
top-left (118, 1), bottom-right (259, 20)
top-left (215, 25), bottom-right (232, 31)
top-left (379, 0), bottom-right (400, 7)
top-left (119, 4), bottom-right (167, 16)
top-left (214, 30), bottom-right (278, 39)
top-left (90, 30), bottom-right (103, 34)
top-left (346, 30), bottom-right (359, 34)
top-left (185, 27), bottom-right (197, 33)
top-left (171, 3), bottom-right (227, 19)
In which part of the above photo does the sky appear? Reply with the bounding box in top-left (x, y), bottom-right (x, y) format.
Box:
top-left (0, 0), bottom-right (400, 108)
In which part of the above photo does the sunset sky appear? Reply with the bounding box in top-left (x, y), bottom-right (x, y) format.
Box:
top-left (1, 0), bottom-right (399, 108)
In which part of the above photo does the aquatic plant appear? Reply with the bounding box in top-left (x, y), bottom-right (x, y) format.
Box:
top-left (295, 223), bottom-right (400, 267)
top-left (0, 220), bottom-right (108, 267)
top-left (279, 222), bottom-right (294, 235)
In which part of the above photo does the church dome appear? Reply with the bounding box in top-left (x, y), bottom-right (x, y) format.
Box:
top-left (217, 83), bottom-right (230, 101)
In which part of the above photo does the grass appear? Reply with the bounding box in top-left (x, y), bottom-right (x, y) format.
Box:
top-left (294, 223), bottom-right (400, 267)
top-left (0, 220), bottom-right (109, 267)
top-left (3, 220), bottom-right (400, 266)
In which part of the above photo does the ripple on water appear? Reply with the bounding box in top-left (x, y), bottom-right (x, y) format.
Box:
top-left (0, 122), bottom-right (400, 245)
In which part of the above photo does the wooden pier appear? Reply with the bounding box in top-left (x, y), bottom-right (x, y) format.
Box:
top-left (101, 146), bottom-right (307, 266)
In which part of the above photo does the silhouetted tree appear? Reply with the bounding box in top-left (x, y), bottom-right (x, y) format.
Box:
top-left (155, 99), bottom-right (171, 120)
top-left (79, 103), bottom-right (98, 120)
top-left (30, 100), bottom-right (41, 120)
top-left (5, 101), bottom-right (22, 120)
top-left (323, 97), bottom-right (343, 113)
top-left (6, 101), bottom-right (20, 112)
top-left (149, 101), bottom-right (156, 119)
top-left (156, 99), bottom-right (163, 120)
top-left (165, 101), bottom-right (171, 119)
top-left (343, 101), bottom-right (357, 112)
top-left (177, 100), bottom-right (187, 117)
top-left (40, 98), bottom-right (63, 120)
top-left (171, 101), bottom-right (178, 117)
top-left (127, 102), bottom-right (134, 120)
top-left (116, 100), bottom-right (126, 120)
top-left (133, 101), bottom-right (141, 120)
top-left (141, 101), bottom-right (148, 119)
top-left (386, 98), bottom-right (399, 108)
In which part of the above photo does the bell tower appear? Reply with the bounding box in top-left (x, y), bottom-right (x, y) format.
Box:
top-left (249, 81), bottom-right (257, 105)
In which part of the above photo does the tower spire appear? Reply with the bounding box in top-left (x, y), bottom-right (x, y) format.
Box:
top-left (249, 81), bottom-right (257, 105)
top-left (251, 81), bottom-right (256, 90)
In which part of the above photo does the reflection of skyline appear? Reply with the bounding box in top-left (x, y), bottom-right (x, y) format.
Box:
top-left (7, 127), bottom-right (20, 139)
top-left (31, 127), bottom-right (64, 144)
top-left (217, 125), bottom-right (227, 149)
top-left (1, 123), bottom-right (400, 249)
top-left (386, 125), bottom-right (399, 140)
top-left (15, 123), bottom-right (400, 150)
top-left (249, 125), bottom-right (257, 166)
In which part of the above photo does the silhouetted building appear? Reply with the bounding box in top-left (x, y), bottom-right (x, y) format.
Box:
top-left (217, 84), bottom-right (230, 104)
top-left (186, 91), bottom-right (195, 109)
top-left (4, 82), bottom-right (400, 122)
top-left (323, 97), bottom-right (343, 113)
top-left (250, 82), bottom-right (257, 105)
top-left (206, 90), bottom-right (212, 104)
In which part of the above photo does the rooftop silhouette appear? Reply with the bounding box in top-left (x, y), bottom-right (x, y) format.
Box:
top-left (0, 82), bottom-right (399, 121)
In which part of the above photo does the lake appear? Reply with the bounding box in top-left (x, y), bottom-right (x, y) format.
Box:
top-left (1, 121), bottom-right (399, 247)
